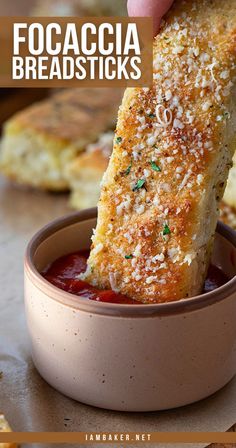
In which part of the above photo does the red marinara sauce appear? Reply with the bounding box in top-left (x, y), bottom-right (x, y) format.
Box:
top-left (43, 251), bottom-right (229, 304)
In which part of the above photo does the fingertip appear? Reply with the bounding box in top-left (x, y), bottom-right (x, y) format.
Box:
top-left (127, 0), bottom-right (174, 36)
top-left (127, 0), bottom-right (140, 17)
top-left (127, 0), bottom-right (132, 16)
top-left (127, 0), bottom-right (159, 35)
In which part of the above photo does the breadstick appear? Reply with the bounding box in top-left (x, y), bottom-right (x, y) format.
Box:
top-left (83, 0), bottom-right (236, 303)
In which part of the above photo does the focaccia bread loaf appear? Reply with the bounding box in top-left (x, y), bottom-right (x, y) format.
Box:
top-left (66, 132), bottom-right (113, 209)
top-left (220, 202), bottom-right (236, 230)
top-left (83, 0), bottom-right (236, 303)
top-left (0, 88), bottom-right (121, 190)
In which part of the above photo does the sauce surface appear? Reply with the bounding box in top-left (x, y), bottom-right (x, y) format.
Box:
top-left (43, 251), bottom-right (229, 304)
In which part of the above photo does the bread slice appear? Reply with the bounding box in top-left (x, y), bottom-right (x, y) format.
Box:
top-left (224, 151), bottom-right (236, 208)
top-left (0, 88), bottom-right (121, 190)
top-left (83, 0), bottom-right (236, 303)
top-left (66, 132), bottom-right (112, 209)
top-left (0, 414), bottom-right (17, 448)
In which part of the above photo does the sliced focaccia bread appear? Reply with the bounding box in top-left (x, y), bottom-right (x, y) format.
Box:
top-left (66, 132), bottom-right (113, 209)
top-left (83, 0), bottom-right (236, 303)
top-left (0, 88), bottom-right (121, 191)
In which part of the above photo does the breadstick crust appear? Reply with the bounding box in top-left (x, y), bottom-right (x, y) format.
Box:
top-left (4, 88), bottom-right (120, 144)
top-left (84, 0), bottom-right (236, 303)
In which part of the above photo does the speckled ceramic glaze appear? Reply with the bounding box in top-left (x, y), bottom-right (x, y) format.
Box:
top-left (24, 209), bottom-right (236, 411)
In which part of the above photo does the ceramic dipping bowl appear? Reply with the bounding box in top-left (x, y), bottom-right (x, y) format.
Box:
top-left (24, 208), bottom-right (236, 411)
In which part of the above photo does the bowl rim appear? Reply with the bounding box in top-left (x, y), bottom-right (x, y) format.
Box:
top-left (25, 208), bottom-right (236, 317)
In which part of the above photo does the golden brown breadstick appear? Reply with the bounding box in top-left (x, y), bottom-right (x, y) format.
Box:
top-left (83, 0), bottom-right (236, 303)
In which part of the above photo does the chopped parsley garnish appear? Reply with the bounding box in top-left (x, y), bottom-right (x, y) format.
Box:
top-left (148, 113), bottom-right (155, 118)
top-left (132, 179), bottom-right (146, 191)
top-left (163, 224), bottom-right (171, 236)
top-left (150, 161), bottom-right (161, 172)
top-left (125, 254), bottom-right (133, 259)
top-left (116, 136), bottom-right (122, 144)
top-left (125, 164), bottom-right (132, 175)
